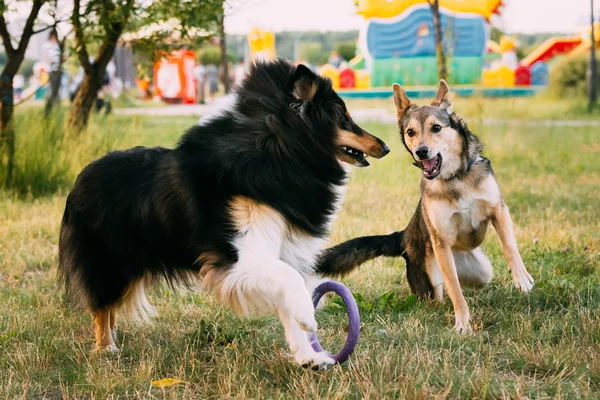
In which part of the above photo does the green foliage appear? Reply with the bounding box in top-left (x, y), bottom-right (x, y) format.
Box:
top-left (72, 0), bottom-right (225, 64)
top-left (226, 31), bottom-right (359, 61)
top-left (300, 42), bottom-right (328, 65)
top-left (336, 41), bottom-right (356, 62)
top-left (3, 109), bottom-right (124, 197)
top-left (514, 32), bottom-right (562, 49)
top-left (331, 291), bottom-right (419, 313)
top-left (17, 58), bottom-right (35, 77)
top-left (1, 101), bottom-right (600, 398)
top-left (490, 26), bottom-right (503, 43)
top-left (133, 0), bottom-right (223, 37)
top-left (126, 0), bottom-right (225, 60)
top-left (5, 111), bottom-right (71, 196)
top-left (549, 54), bottom-right (600, 98)
top-left (197, 46), bottom-right (235, 66)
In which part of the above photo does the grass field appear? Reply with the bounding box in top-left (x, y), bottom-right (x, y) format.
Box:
top-left (1, 97), bottom-right (599, 399)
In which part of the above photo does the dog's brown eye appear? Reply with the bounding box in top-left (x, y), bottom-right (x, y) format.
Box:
top-left (406, 129), bottom-right (415, 137)
top-left (431, 124), bottom-right (442, 133)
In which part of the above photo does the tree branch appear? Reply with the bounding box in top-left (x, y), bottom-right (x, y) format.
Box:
top-left (0, 11), bottom-right (15, 56)
top-left (94, 0), bottom-right (135, 70)
top-left (72, 0), bottom-right (92, 74)
top-left (16, 0), bottom-right (45, 54)
top-left (31, 17), bottom-right (69, 35)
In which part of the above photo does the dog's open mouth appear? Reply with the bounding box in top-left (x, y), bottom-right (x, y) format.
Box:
top-left (341, 145), bottom-right (369, 167)
top-left (420, 154), bottom-right (442, 179)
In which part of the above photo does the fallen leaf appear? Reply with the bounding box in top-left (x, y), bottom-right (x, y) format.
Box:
top-left (151, 378), bottom-right (185, 388)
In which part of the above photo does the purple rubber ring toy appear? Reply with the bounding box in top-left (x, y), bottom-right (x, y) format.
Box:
top-left (309, 281), bottom-right (360, 364)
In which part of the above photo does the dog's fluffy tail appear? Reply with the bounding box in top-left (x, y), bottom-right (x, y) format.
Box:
top-left (316, 231), bottom-right (404, 277)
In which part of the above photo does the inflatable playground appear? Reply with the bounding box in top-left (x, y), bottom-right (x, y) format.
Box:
top-left (127, 2), bottom-right (599, 103)
top-left (320, 0), bottom-right (600, 99)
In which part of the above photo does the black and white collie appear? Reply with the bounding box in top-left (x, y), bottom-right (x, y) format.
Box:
top-left (58, 59), bottom-right (389, 370)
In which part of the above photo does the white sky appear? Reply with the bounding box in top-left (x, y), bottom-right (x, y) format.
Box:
top-left (225, 0), bottom-right (599, 35)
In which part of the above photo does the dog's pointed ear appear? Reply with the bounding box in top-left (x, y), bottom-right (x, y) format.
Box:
top-left (392, 83), bottom-right (411, 119)
top-left (292, 64), bottom-right (318, 102)
top-left (431, 79), bottom-right (453, 112)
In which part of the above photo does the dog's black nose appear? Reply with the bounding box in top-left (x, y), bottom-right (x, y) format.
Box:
top-left (382, 143), bottom-right (390, 156)
top-left (415, 146), bottom-right (430, 160)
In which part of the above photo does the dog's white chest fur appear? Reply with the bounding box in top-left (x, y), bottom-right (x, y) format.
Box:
top-left (426, 176), bottom-right (500, 248)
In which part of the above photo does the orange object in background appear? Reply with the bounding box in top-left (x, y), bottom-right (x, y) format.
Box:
top-left (137, 78), bottom-right (151, 99)
top-left (153, 49), bottom-right (196, 104)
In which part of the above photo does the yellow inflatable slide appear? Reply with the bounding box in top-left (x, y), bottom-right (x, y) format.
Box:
top-left (355, 0), bottom-right (502, 20)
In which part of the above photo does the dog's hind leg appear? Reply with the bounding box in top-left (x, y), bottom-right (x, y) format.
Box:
top-left (93, 308), bottom-right (118, 353)
top-left (453, 247), bottom-right (493, 288)
top-left (425, 250), bottom-right (444, 302)
top-left (109, 309), bottom-right (118, 343)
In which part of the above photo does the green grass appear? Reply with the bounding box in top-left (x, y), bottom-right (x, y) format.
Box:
top-left (345, 93), bottom-right (600, 121)
top-left (1, 98), bottom-right (599, 399)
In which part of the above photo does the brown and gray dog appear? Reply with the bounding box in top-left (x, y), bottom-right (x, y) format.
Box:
top-left (317, 80), bottom-right (534, 333)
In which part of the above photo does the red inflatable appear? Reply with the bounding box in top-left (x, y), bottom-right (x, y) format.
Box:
top-left (339, 67), bottom-right (356, 89)
top-left (514, 64), bottom-right (531, 86)
top-left (154, 49), bottom-right (196, 104)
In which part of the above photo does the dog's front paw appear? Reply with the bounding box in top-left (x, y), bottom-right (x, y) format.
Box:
top-left (454, 313), bottom-right (473, 334)
top-left (512, 268), bottom-right (534, 293)
top-left (295, 349), bottom-right (336, 371)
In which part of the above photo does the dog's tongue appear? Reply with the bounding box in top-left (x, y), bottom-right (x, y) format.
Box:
top-left (422, 158), bottom-right (436, 172)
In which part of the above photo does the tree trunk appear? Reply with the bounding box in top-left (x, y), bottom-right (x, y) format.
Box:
top-left (0, 75), bottom-right (15, 186)
top-left (0, 0), bottom-right (47, 186)
top-left (68, 34), bottom-right (121, 133)
top-left (430, 0), bottom-right (448, 81)
top-left (68, 73), bottom-right (104, 133)
top-left (219, 15), bottom-right (230, 94)
top-left (69, 0), bottom-right (131, 134)
top-left (0, 58), bottom-right (23, 187)
top-left (45, 39), bottom-right (67, 117)
top-left (44, 71), bottom-right (62, 117)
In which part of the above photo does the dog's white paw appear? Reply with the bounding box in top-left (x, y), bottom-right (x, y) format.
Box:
top-left (295, 349), bottom-right (336, 371)
top-left (512, 269), bottom-right (534, 293)
top-left (454, 313), bottom-right (473, 334)
top-left (94, 343), bottom-right (120, 354)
